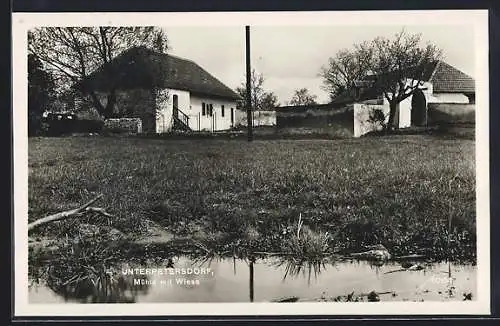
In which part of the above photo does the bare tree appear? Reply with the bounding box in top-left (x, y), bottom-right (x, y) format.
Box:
top-left (320, 29), bottom-right (441, 130)
top-left (319, 41), bottom-right (373, 102)
top-left (369, 29), bottom-right (442, 130)
top-left (28, 27), bottom-right (168, 118)
top-left (236, 69), bottom-right (279, 111)
top-left (289, 88), bottom-right (318, 106)
top-left (236, 69), bottom-right (279, 126)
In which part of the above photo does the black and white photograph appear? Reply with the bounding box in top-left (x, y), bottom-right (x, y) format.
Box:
top-left (12, 10), bottom-right (489, 316)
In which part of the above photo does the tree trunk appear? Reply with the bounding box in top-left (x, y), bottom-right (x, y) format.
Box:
top-left (86, 89), bottom-right (117, 119)
top-left (387, 101), bottom-right (399, 131)
top-left (89, 91), bottom-right (105, 116)
top-left (104, 90), bottom-right (117, 118)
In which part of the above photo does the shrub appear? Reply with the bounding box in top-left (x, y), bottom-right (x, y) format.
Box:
top-left (368, 108), bottom-right (387, 130)
top-left (40, 112), bottom-right (104, 136)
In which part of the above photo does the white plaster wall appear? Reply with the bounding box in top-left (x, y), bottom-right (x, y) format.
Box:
top-left (379, 96), bottom-right (410, 129)
top-left (156, 89), bottom-right (173, 133)
top-left (156, 89), bottom-right (189, 133)
top-left (235, 109), bottom-right (277, 127)
top-left (168, 89), bottom-right (191, 112)
top-left (190, 95), bottom-right (238, 131)
top-left (353, 103), bottom-right (389, 137)
top-left (379, 80), bottom-right (433, 129)
top-left (427, 93), bottom-right (470, 104)
top-left (156, 88), bottom-right (232, 133)
top-left (256, 111), bottom-right (277, 126)
top-left (398, 96), bottom-right (412, 128)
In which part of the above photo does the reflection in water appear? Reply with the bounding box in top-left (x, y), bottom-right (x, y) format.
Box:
top-left (43, 264), bottom-right (151, 303)
top-left (29, 256), bottom-right (477, 303)
top-left (273, 256), bottom-right (327, 285)
top-left (52, 274), bottom-right (149, 303)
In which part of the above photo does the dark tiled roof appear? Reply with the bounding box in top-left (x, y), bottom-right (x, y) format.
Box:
top-left (428, 61), bottom-right (475, 93)
top-left (331, 60), bottom-right (475, 104)
top-left (76, 46), bottom-right (241, 100)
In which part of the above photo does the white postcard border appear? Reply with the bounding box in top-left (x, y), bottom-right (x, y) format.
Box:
top-left (12, 10), bottom-right (490, 316)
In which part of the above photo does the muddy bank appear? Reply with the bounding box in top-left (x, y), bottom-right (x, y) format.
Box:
top-left (28, 211), bottom-right (476, 304)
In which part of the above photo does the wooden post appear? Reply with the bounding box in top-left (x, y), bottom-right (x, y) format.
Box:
top-left (249, 258), bottom-right (255, 302)
top-left (246, 26), bottom-right (253, 141)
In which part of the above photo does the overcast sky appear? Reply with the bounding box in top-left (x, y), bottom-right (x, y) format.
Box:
top-left (162, 25), bottom-right (475, 104)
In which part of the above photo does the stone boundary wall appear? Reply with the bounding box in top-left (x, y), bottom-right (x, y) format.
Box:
top-left (276, 106), bottom-right (354, 137)
top-left (235, 110), bottom-right (277, 127)
top-left (104, 118), bottom-right (143, 134)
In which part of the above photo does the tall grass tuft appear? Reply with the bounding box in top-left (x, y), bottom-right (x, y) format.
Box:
top-left (275, 214), bottom-right (331, 284)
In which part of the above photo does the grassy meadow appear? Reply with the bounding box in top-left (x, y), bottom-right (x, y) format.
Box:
top-left (28, 134), bottom-right (476, 262)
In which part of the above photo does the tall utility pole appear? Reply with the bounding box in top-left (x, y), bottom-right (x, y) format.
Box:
top-left (245, 26), bottom-right (253, 141)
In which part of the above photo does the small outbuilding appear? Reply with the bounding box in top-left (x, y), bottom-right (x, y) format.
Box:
top-left (277, 60), bottom-right (475, 137)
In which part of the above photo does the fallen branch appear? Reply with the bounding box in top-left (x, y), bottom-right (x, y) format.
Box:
top-left (84, 207), bottom-right (114, 218)
top-left (28, 194), bottom-right (112, 232)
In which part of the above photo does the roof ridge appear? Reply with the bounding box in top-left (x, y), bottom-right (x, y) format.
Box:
top-left (161, 51), bottom-right (240, 99)
top-left (128, 45), bottom-right (197, 65)
top-left (428, 60), bottom-right (441, 82)
top-left (188, 60), bottom-right (239, 93)
top-left (78, 45), bottom-right (241, 99)
top-left (153, 52), bottom-right (235, 90)
top-left (433, 60), bottom-right (475, 80)
top-left (166, 53), bottom-right (196, 64)
top-left (126, 46), bottom-right (181, 61)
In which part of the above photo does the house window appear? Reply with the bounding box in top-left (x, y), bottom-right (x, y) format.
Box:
top-left (221, 105), bottom-right (225, 117)
top-left (231, 108), bottom-right (234, 125)
top-left (202, 103), bottom-right (206, 116)
top-left (209, 104), bottom-right (213, 116)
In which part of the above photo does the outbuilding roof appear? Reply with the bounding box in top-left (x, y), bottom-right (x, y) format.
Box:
top-left (427, 61), bottom-right (475, 93)
top-left (331, 60), bottom-right (475, 105)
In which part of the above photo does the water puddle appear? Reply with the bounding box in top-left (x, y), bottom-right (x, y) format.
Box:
top-left (28, 257), bottom-right (476, 303)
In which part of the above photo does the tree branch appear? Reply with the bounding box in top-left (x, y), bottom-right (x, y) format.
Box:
top-left (28, 194), bottom-right (110, 231)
